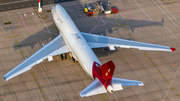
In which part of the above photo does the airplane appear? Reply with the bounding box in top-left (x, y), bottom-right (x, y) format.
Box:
top-left (4, 4), bottom-right (176, 97)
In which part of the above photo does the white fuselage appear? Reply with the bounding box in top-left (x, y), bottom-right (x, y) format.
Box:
top-left (51, 4), bottom-right (101, 78)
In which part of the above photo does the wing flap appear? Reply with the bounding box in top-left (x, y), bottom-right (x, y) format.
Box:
top-left (4, 34), bottom-right (69, 81)
top-left (81, 32), bottom-right (175, 52)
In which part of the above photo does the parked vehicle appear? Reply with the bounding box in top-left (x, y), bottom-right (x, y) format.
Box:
top-left (95, 1), bottom-right (118, 14)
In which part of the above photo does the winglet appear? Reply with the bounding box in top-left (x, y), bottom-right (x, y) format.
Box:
top-left (139, 83), bottom-right (144, 86)
top-left (170, 48), bottom-right (176, 52)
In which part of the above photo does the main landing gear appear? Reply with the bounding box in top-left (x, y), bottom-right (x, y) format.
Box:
top-left (61, 53), bottom-right (67, 60)
top-left (69, 53), bottom-right (78, 63)
top-left (60, 53), bottom-right (78, 63)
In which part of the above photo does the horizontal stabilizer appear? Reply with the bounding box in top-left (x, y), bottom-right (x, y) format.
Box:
top-left (80, 78), bottom-right (123, 97)
top-left (80, 78), bottom-right (107, 97)
top-left (80, 77), bottom-right (143, 97)
top-left (112, 77), bottom-right (144, 86)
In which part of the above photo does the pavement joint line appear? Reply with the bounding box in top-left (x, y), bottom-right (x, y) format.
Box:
top-left (41, 90), bottom-right (43, 94)
top-left (177, 93), bottom-right (180, 97)
top-left (31, 72), bottom-right (34, 75)
top-left (157, 0), bottom-right (180, 25)
top-left (152, 0), bottom-right (177, 26)
top-left (149, 58), bottom-right (152, 61)
top-left (120, 16), bottom-right (180, 97)
top-left (40, 61), bottom-right (63, 100)
top-left (10, 30), bottom-right (46, 100)
top-left (144, 52), bottom-right (180, 97)
top-left (0, 26), bottom-right (24, 48)
top-left (18, 12), bottom-right (58, 36)
top-left (44, 96), bottom-right (46, 100)
top-left (37, 83), bottom-right (40, 88)
top-left (143, 44), bottom-right (180, 97)
top-left (125, 28), bottom-right (127, 31)
top-left (144, 53), bottom-right (147, 56)
top-left (34, 77), bottom-right (37, 81)
top-left (10, 31), bottom-right (25, 57)
top-left (162, 75), bottom-right (165, 79)
top-left (100, 94), bottom-right (106, 101)
top-left (75, 9), bottom-right (180, 40)
top-left (2, 1), bottom-right (180, 30)
top-left (6, 35), bottom-right (20, 38)
top-left (31, 70), bottom-right (46, 100)
top-left (116, 19), bottom-right (162, 100)
top-left (133, 0), bottom-right (152, 20)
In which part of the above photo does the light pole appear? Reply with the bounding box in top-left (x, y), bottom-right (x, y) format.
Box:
top-left (38, 0), bottom-right (42, 12)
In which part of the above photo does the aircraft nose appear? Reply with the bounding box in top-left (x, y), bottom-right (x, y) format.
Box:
top-left (55, 4), bottom-right (62, 7)
top-left (51, 5), bottom-right (56, 12)
top-left (55, 4), bottom-right (59, 7)
top-left (52, 4), bottom-right (60, 13)
top-left (53, 4), bottom-right (63, 11)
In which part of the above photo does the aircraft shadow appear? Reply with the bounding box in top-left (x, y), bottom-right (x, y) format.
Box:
top-left (13, 2), bottom-right (165, 58)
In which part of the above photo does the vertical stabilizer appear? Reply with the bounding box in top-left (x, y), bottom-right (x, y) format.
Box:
top-left (81, 60), bottom-right (144, 97)
top-left (101, 60), bottom-right (115, 84)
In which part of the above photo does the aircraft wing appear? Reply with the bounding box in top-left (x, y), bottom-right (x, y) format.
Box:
top-left (4, 34), bottom-right (70, 81)
top-left (81, 32), bottom-right (176, 52)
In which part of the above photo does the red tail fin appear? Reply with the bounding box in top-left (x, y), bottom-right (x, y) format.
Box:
top-left (101, 60), bottom-right (115, 84)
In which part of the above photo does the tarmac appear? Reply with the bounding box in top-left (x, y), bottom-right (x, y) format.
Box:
top-left (0, 0), bottom-right (180, 101)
